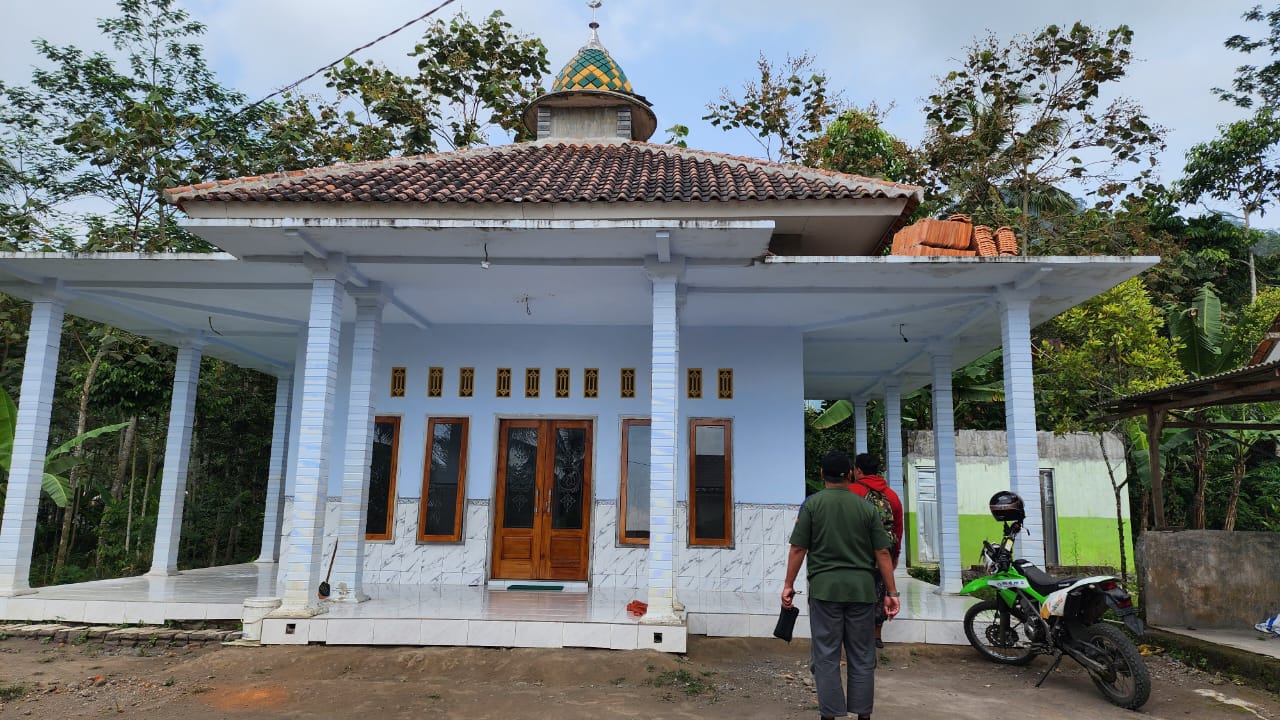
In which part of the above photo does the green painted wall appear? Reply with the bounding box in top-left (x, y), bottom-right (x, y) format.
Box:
top-left (904, 432), bottom-right (1133, 570)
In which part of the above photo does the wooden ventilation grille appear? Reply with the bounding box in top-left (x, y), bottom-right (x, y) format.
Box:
top-left (718, 368), bottom-right (733, 399)
top-left (496, 368), bottom-right (512, 398)
top-left (584, 368), bottom-right (599, 398)
top-left (525, 368), bottom-right (541, 398)
top-left (620, 368), bottom-right (637, 398)
top-left (390, 367), bottom-right (407, 398)
top-left (459, 367), bottom-right (475, 398)
top-left (555, 368), bottom-right (570, 398)
top-left (687, 368), bottom-right (703, 399)
top-left (428, 366), bottom-right (444, 397)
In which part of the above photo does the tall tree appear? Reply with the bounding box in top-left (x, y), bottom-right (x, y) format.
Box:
top-left (923, 23), bottom-right (1165, 248)
top-left (807, 105), bottom-right (920, 183)
top-left (1179, 110), bottom-right (1280, 300)
top-left (1215, 3), bottom-right (1280, 110)
top-left (704, 52), bottom-right (845, 164)
top-left (260, 10), bottom-right (548, 169)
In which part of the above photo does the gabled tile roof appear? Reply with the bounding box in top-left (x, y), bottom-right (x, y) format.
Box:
top-left (165, 140), bottom-right (923, 210)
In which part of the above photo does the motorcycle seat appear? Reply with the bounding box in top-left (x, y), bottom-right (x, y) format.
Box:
top-left (1013, 559), bottom-right (1080, 595)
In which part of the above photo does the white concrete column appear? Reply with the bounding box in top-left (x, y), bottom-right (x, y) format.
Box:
top-left (333, 290), bottom-right (384, 602)
top-left (853, 398), bottom-right (868, 455)
top-left (279, 270), bottom-right (347, 615)
top-left (645, 264), bottom-right (682, 623)
top-left (931, 349), bottom-right (963, 594)
top-left (148, 338), bottom-right (205, 576)
top-left (0, 291), bottom-right (64, 595)
top-left (256, 373), bottom-right (293, 563)
top-left (1000, 291), bottom-right (1045, 565)
top-left (883, 381), bottom-right (904, 501)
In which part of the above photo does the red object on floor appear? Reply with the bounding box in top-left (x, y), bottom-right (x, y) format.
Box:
top-left (626, 600), bottom-right (648, 617)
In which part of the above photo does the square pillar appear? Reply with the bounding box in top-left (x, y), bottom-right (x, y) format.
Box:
top-left (853, 398), bottom-right (868, 455)
top-left (931, 349), bottom-right (963, 594)
top-left (256, 373), bottom-right (293, 563)
top-left (148, 338), bottom-right (204, 576)
top-left (883, 381), bottom-right (904, 501)
top-left (332, 290), bottom-right (384, 602)
top-left (1000, 292), bottom-right (1045, 565)
top-left (645, 267), bottom-right (682, 624)
top-left (0, 293), bottom-right (65, 595)
top-left (278, 272), bottom-right (347, 615)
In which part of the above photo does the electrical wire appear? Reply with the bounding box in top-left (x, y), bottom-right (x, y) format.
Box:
top-left (230, 0), bottom-right (457, 121)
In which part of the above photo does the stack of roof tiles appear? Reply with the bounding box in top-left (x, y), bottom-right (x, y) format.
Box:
top-left (890, 215), bottom-right (1019, 257)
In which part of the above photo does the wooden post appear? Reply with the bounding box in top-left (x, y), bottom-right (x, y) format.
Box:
top-left (1147, 409), bottom-right (1165, 529)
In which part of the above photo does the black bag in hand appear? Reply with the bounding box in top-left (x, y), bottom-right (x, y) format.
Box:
top-left (773, 605), bottom-right (800, 642)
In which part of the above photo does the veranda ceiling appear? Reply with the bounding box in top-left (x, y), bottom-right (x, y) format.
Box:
top-left (0, 222), bottom-right (1155, 397)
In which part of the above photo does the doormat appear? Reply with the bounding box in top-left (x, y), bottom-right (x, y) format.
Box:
top-left (506, 585), bottom-right (564, 592)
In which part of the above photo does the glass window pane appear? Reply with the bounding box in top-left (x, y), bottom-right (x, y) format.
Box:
top-left (693, 424), bottom-right (726, 541)
top-left (502, 427), bottom-right (539, 529)
top-left (624, 424), bottom-right (651, 539)
top-left (551, 427), bottom-right (587, 530)
top-left (424, 421), bottom-right (464, 537)
top-left (366, 419), bottom-right (397, 537)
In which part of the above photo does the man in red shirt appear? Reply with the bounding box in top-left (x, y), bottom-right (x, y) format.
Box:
top-left (850, 453), bottom-right (903, 648)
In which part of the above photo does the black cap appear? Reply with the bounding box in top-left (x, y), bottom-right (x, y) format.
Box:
top-left (821, 451), bottom-right (852, 480)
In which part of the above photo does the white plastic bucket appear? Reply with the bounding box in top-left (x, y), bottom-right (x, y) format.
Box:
top-left (241, 596), bottom-right (282, 642)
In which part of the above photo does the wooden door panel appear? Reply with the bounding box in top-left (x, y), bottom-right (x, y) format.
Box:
top-left (492, 419), bottom-right (592, 582)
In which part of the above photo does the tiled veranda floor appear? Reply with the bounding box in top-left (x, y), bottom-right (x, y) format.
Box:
top-left (0, 563), bottom-right (975, 653)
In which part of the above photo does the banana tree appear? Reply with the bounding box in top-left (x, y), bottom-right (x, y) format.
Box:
top-left (0, 387), bottom-right (128, 508)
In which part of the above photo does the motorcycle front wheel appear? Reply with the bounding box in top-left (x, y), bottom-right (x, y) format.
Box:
top-left (1081, 622), bottom-right (1151, 710)
top-left (963, 599), bottom-right (1036, 665)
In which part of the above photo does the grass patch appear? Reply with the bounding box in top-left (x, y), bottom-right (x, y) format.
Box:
top-left (646, 669), bottom-right (717, 697)
top-left (907, 564), bottom-right (939, 585)
top-left (0, 685), bottom-right (26, 701)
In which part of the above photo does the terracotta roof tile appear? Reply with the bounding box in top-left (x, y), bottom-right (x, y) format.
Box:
top-left (165, 141), bottom-right (923, 209)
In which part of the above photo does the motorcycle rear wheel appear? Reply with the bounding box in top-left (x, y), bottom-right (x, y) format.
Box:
top-left (963, 599), bottom-right (1035, 665)
top-left (1081, 622), bottom-right (1150, 710)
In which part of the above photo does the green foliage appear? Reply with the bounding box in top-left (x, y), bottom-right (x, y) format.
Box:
top-left (663, 124), bottom-right (690, 148)
top-left (261, 11), bottom-right (548, 168)
top-left (1180, 109), bottom-right (1280, 226)
top-left (1035, 278), bottom-right (1186, 432)
top-left (809, 106), bottom-right (911, 181)
top-left (922, 22), bottom-right (1165, 247)
top-left (1215, 4), bottom-right (1280, 110)
top-left (0, 385), bottom-right (127, 507)
top-left (1169, 284), bottom-right (1232, 377)
top-left (1227, 286), bottom-right (1280, 364)
top-left (704, 52), bottom-right (845, 163)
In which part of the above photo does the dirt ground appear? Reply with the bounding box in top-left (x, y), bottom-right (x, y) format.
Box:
top-left (0, 635), bottom-right (1276, 719)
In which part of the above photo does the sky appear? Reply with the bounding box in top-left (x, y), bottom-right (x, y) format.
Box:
top-left (0, 0), bottom-right (1275, 227)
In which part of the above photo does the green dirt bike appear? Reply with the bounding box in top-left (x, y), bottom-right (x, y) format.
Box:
top-left (961, 491), bottom-right (1150, 710)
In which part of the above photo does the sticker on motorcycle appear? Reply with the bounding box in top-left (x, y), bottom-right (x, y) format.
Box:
top-left (988, 578), bottom-right (1029, 589)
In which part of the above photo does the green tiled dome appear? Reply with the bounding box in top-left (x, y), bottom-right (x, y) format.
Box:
top-left (552, 46), bottom-right (633, 94)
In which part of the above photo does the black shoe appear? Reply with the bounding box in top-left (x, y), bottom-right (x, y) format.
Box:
top-left (875, 638), bottom-right (884, 649)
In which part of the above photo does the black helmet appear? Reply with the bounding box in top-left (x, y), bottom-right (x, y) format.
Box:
top-left (989, 491), bottom-right (1025, 522)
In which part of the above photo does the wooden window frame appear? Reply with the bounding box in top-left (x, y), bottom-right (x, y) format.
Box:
top-left (428, 366), bottom-right (444, 397)
top-left (418, 416), bottom-right (469, 543)
top-left (390, 367), bottom-right (407, 398)
top-left (525, 367), bottom-right (540, 398)
top-left (620, 367), bottom-right (637, 398)
top-left (555, 368), bottom-right (571, 398)
top-left (687, 368), bottom-right (703, 399)
top-left (459, 367), bottom-right (475, 398)
top-left (717, 368), bottom-right (733, 399)
top-left (496, 368), bottom-right (512, 398)
top-left (688, 418), bottom-right (733, 547)
top-left (619, 418), bottom-right (651, 546)
top-left (583, 368), bottom-right (599, 398)
top-left (366, 415), bottom-right (401, 541)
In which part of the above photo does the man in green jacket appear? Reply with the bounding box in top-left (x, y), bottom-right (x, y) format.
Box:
top-left (783, 451), bottom-right (900, 720)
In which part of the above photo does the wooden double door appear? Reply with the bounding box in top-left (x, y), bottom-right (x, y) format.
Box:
top-left (492, 419), bottom-right (593, 581)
